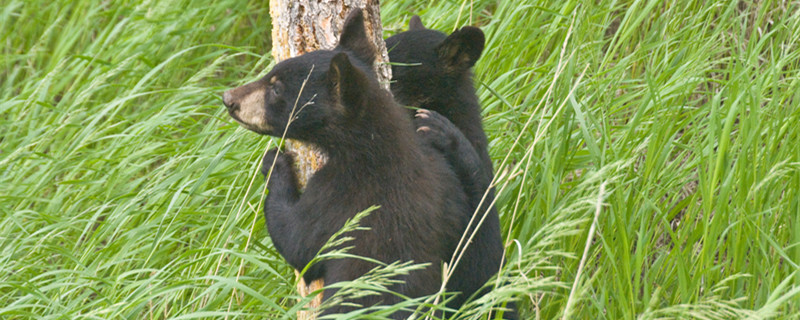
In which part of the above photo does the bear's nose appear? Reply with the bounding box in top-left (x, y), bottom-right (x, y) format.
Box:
top-left (222, 90), bottom-right (238, 110)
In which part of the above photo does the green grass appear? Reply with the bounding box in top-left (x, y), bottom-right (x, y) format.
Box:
top-left (2, 0), bottom-right (800, 318)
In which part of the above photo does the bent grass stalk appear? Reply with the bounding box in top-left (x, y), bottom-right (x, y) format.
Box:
top-left (226, 66), bottom-right (317, 316)
top-left (562, 182), bottom-right (605, 319)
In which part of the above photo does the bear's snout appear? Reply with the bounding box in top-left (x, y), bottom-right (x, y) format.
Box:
top-left (222, 83), bottom-right (272, 134)
top-left (222, 90), bottom-right (238, 111)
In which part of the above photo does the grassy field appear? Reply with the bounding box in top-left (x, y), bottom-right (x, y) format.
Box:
top-left (2, 0), bottom-right (800, 318)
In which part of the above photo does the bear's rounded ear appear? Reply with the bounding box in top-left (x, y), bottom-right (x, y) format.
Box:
top-left (409, 15), bottom-right (425, 31)
top-left (436, 26), bottom-right (485, 72)
top-left (337, 8), bottom-right (377, 65)
top-left (328, 52), bottom-right (369, 115)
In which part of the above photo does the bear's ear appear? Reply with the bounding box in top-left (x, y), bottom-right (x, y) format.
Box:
top-left (436, 26), bottom-right (485, 71)
top-left (337, 8), bottom-right (376, 65)
top-left (328, 52), bottom-right (369, 116)
top-left (409, 15), bottom-right (425, 31)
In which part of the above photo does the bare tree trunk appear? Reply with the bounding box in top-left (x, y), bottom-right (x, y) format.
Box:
top-left (268, 1), bottom-right (391, 318)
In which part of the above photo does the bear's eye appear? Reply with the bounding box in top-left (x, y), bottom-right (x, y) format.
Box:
top-left (266, 80), bottom-right (284, 106)
top-left (270, 81), bottom-right (282, 96)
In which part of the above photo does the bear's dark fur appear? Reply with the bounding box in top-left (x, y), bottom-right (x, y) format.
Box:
top-left (386, 16), bottom-right (491, 172)
top-left (222, 9), bottom-right (492, 318)
top-left (387, 16), bottom-right (518, 319)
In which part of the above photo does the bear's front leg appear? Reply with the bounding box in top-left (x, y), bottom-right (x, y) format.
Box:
top-left (415, 109), bottom-right (512, 317)
top-left (261, 148), bottom-right (313, 272)
top-left (414, 109), bottom-right (491, 197)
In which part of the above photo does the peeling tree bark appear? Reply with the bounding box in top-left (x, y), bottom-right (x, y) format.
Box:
top-left (268, 1), bottom-right (391, 319)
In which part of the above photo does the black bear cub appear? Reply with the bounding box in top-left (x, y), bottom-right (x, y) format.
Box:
top-left (387, 16), bottom-right (518, 319)
top-left (386, 16), bottom-right (491, 173)
top-left (223, 9), bottom-right (492, 318)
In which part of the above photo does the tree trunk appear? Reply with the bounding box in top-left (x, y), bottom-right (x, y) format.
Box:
top-left (268, 1), bottom-right (391, 319)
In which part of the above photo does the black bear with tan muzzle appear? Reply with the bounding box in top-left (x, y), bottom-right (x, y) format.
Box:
top-left (223, 9), bottom-right (509, 319)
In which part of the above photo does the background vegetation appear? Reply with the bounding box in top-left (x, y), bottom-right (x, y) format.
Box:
top-left (2, 0), bottom-right (799, 318)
